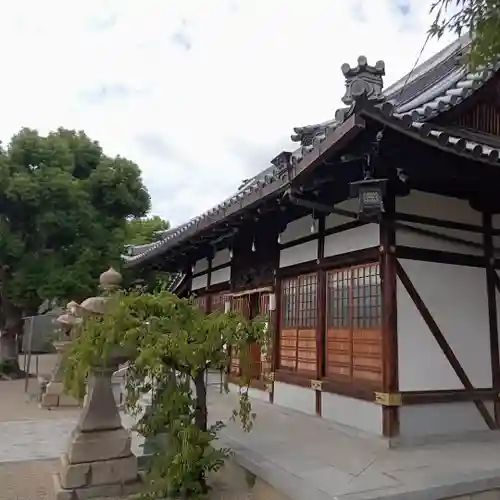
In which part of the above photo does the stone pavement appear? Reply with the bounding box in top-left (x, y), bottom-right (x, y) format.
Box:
top-left (210, 390), bottom-right (500, 500)
top-left (0, 418), bottom-right (77, 463)
top-left (5, 356), bottom-right (500, 499)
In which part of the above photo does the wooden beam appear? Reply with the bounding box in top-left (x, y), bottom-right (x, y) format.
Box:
top-left (395, 260), bottom-right (496, 429)
top-left (402, 388), bottom-right (498, 405)
top-left (380, 187), bottom-right (399, 437)
top-left (287, 191), bottom-right (358, 219)
top-left (483, 212), bottom-right (500, 426)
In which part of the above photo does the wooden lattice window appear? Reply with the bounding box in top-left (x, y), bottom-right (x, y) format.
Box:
top-left (210, 292), bottom-right (226, 312)
top-left (279, 273), bottom-right (317, 374)
top-left (325, 263), bottom-right (382, 386)
top-left (258, 293), bottom-right (270, 317)
top-left (192, 295), bottom-right (207, 313)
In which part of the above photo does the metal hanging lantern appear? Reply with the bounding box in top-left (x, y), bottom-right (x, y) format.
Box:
top-left (349, 177), bottom-right (387, 221)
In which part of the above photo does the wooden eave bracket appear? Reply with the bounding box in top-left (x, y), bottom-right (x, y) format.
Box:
top-left (374, 391), bottom-right (402, 406)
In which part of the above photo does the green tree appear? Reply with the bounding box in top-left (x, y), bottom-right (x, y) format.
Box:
top-left (125, 215), bottom-right (169, 245)
top-left (429, 1), bottom-right (500, 69)
top-left (0, 127), bottom-right (150, 371)
top-left (64, 288), bottom-right (269, 499)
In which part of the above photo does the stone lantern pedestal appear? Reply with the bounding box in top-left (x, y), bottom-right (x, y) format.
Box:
top-left (53, 366), bottom-right (142, 499)
top-left (53, 268), bottom-right (142, 500)
top-left (41, 340), bottom-right (80, 408)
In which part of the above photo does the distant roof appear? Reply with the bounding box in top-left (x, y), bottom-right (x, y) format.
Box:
top-left (124, 34), bottom-right (499, 267)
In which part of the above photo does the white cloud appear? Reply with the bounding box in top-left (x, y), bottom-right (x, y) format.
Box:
top-left (0, 0), bottom-right (455, 226)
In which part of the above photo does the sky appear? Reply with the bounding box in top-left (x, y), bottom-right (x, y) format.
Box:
top-left (0, 0), bottom-right (456, 227)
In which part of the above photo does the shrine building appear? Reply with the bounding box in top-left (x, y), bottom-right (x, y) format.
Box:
top-left (124, 34), bottom-right (500, 443)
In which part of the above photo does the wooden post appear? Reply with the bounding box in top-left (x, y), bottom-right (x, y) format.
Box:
top-left (316, 215), bottom-right (326, 416)
top-left (380, 186), bottom-right (399, 438)
top-left (270, 273), bottom-right (281, 404)
top-left (483, 211), bottom-right (500, 426)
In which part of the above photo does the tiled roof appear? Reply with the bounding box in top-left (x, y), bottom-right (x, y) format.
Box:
top-left (362, 101), bottom-right (500, 164)
top-left (124, 34), bottom-right (498, 266)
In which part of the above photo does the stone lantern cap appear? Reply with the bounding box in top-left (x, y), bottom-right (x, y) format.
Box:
top-left (53, 313), bottom-right (82, 327)
top-left (66, 301), bottom-right (79, 314)
top-left (77, 296), bottom-right (109, 315)
top-left (99, 267), bottom-right (123, 290)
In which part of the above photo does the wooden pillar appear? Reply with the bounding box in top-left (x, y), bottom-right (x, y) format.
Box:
top-left (270, 274), bottom-right (281, 404)
top-left (483, 212), bottom-right (500, 426)
top-left (316, 215), bottom-right (326, 416)
top-left (206, 251), bottom-right (213, 312)
top-left (380, 186), bottom-right (399, 437)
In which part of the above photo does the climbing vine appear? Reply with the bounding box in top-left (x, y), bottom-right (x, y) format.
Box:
top-left (63, 288), bottom-right (269, 499)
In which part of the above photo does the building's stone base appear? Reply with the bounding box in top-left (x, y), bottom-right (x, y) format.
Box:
top-left (449, 491), bottom-right (500, 499)
top-left (52, 469), bottom-right (143, 500)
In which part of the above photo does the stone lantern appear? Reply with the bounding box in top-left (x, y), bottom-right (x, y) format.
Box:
top-left (40, 303), bottom-right (82, 408)
top-left (53, 268), bottom-right (142, 500)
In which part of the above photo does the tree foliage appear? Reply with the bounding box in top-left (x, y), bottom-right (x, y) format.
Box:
top-left (429, 0), bottom-right (500, 69)
top-left (63, 289), bottom-right (269, 499)
top-left (125, 215), bottom-right (170, 246)
top-left (0, 127), bottom-right (150, 350)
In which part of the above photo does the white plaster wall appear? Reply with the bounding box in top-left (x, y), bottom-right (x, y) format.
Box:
top-left (193, 258), bottom-right (209, 274)
top-left (323, 223), bottom-right (379, 258)
top-left (397, 259), bottom-right (491, 391)
top-left (273, 381), bottom-right (316, 416)
top-left (191, 274), bottom-right (208, 291)
top-left (399, 402), bottom-right (494, 438)
top-left (396, 190), bottom-right (482, 226)
top-left (279, 215), bottom-right (317, 244)
top-left (212, 248), bottom-right (231, 268)
top-left (279, 240), bottom-right (318, 268)
top-left (396, 223), bottom-right (484, 256)
top-left (325, 199), bottom-right (359, 229)
top-left (211, 266), bottom-right (231, 285)
top-left (321, 392), bottom-right (383, 436)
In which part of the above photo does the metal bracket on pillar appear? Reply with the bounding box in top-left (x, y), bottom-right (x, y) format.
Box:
top-left (374, 391), bottom-right (402, 406)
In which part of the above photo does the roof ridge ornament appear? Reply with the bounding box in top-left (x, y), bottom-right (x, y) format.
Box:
top-left (341, 56), bottom-right (385, 105)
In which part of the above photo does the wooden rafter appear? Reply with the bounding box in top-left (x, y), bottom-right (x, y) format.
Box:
top-left (395, 260), bottom-right (496, 430)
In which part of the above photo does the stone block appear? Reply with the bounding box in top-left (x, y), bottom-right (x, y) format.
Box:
top-left (41, 393), bottom-right (59, 407)
top-left (88, 455), bottom-right (138, 486)
top-left (67, 427), bottom-right (132, 464)
top-left (53, 473), bottom-right (74, 500)
top-left (60, 453), bottom-right (91, 489)
top-left (53, 470), bottom-right (143, 500)
top-left (46, 381), bottom-right (65, 395)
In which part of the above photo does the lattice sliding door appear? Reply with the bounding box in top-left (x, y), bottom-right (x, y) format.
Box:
top-left (325, 263), bottom-right (382, 386)
top-left (229, 296), bottom-right (250, 376)
top-left (279, 273), bottom-right (318, 375)
top-left (258, 293), bottom-right (272, 378)
top-left (210, 291), bottom-right (226, 313)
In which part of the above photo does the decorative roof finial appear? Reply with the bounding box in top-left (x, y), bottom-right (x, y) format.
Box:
top-left (341, 56), bottom-right (385, 105)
